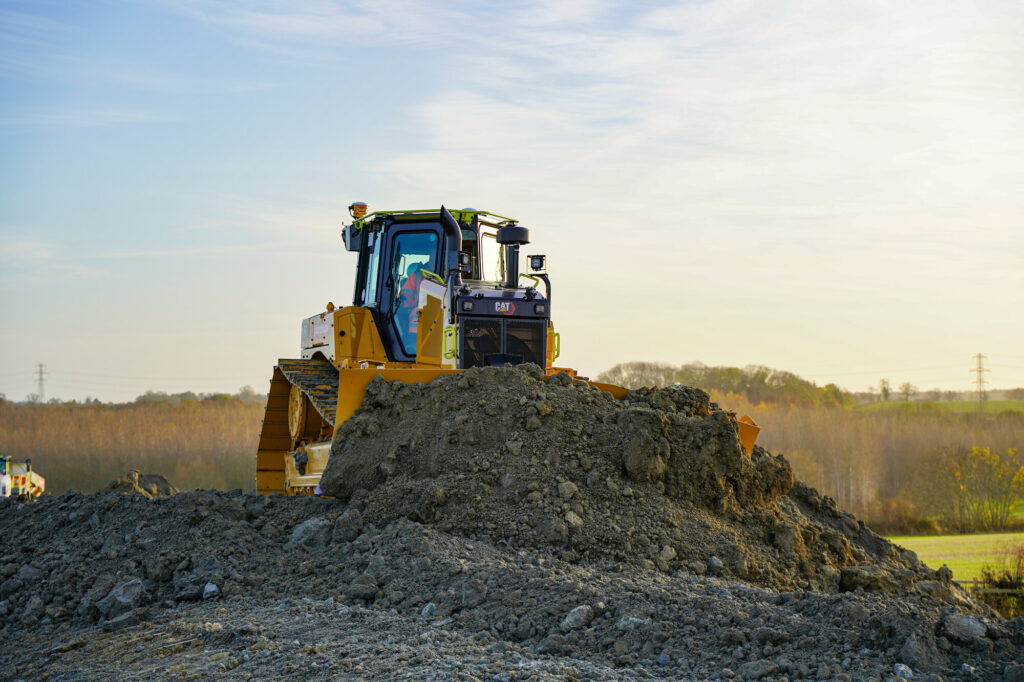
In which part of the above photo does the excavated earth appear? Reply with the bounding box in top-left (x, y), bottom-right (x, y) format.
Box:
top-left (1, 365), bottom-right (1022, 680)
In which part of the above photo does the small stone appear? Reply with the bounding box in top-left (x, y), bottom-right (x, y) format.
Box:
top-left (0, 578), bottom-right (23, 598)
top-left (659, 545), bottom-right (677, 562)
top-left (420, 602), bottom-right (437, 618)
top-left (656, 652), bottom-right (670, 666)
top-left (1004, 663), bottom-right (1024, 682)
top-left (174, 584), bottom-right (204, 602)
top-left (557, 481), bottom-right (578, 499)
top-left (898, 633), bottom-right (937, 669)
top-left (565, 511), bottom-right (583, 528)
top-left (737, 659), bottom-right (779, 680)
top-left (560, 605), bottom-right (594, 631)
top-left (349, 574), bottom-right (378, 601)
top-left (457, 578), bottom-right (487, 607)
top-left (17, 565), bottom-right (42, 582)
top-left (525, 416), bottom-right (542, 431)
top-left (893, 662), bottom-right (913, 679)
top-left (707, 556), bottom-right (724, 573)
top-left (537, 633), bottom-right (568, 654)
top-left (20, 595), bottom-right (45, 623)
top-left (615, 615), bottom-right (651, 630)
top-left (102, 608), bottom-right (143, 631)
top-left (202, 583), bottom-right (220, 600)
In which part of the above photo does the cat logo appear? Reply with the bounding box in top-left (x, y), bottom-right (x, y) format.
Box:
top-left (495, 301), bottom-right (516, 314)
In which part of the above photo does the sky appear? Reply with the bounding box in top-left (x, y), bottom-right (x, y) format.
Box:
top-left (1, 0), bottom-right (1022, 403)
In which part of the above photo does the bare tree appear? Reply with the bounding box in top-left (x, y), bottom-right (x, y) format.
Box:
top-left (898, 382), bottom-right (917, 402)
top-left (878, 379), bottom-right (891, 402)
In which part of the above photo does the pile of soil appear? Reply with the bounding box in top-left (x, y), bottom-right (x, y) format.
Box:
top-left (321, 365), bottom-right (923, 593)
top-left (1, 489), bottom-right (1021, 680)
top-left (0, 365), bottom-right (1021, 679)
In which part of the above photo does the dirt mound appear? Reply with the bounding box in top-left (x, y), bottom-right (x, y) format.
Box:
top-left (321, 365), bottom-right (921, 592)
top-left (0, 488), bottom-right (1020, 680)
top-left (1, 366), bottom-right (1021, 679)
top-left (105, 471), bottom-right (179, 499)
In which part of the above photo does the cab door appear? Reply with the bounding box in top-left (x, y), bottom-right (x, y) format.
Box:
top-left (377, 223), bottom-right (444, 361)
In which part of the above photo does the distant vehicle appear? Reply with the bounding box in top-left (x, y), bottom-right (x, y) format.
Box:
top-left (0, 456), bottom-right (45, 499)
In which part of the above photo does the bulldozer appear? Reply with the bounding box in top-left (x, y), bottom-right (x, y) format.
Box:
top-left (256, 204), bottom-right (760, 495)
top-left (1, 455), bottom-right (45, 500)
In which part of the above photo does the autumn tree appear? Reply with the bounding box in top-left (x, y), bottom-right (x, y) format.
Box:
top-left (914, 446), bottom-right (1024, 532)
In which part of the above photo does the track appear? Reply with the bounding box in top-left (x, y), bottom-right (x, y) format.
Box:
top-left (277, 358), bottom-right (340, 425)
top-left (256, 358), bottom-right (339, 494)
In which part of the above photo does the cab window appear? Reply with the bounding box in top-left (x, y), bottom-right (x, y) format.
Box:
top-left (359, 231), bottom-right (381, 306)
top-left (390, 231), bottom-right (439, 355)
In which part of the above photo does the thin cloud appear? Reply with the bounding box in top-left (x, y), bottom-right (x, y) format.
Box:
top-left (0, 237), bottom-right (106, 288)
top-left (0, 237), bottom-right (55, 266)
top-left (158, 0), bottom-right (464, 47)
top-left (0, 108), bottom-right (176, 126)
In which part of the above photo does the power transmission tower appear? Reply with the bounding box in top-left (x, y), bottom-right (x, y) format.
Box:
top-left (35, 363), bottom-right (47, 402)
top-left (970, 353), bottom-right (988, 413)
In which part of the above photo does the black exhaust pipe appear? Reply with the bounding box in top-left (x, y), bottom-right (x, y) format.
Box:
top-left (439, 206), bottom-right (464, 287)
top-left (496, 224), bottom-right (529, 288)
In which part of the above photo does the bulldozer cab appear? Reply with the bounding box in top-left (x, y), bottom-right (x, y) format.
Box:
top-left (340, 206), bottom-right (552, 368)
top-left (352, 217), bottom-right (448, 361)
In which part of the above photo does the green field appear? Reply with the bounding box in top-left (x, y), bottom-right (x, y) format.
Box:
top-left (888, 532), bottom-right (1024, 581)
top-left (857, 400), bottom-right (1024, 414)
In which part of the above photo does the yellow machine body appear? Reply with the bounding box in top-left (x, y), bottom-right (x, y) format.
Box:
top-left (1, 457), bottom-right (45, 499)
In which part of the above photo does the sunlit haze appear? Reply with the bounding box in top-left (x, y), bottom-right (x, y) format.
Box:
top-left (1, 0), bottom-right (1022, 402)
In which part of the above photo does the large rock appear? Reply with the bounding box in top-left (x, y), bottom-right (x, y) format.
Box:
top-left (940, 614), bottom-right (987, 644)
top-left (839, 565), bottom-right (899, 592)
top-left (96, 579), bottom-right (147, 619)
top-left (332, 509), bottom-right (364, 543)
top-left (348, 574), bottom-right (378, 601)
top-left (561, 605), bottom-right (594, 631)
top-left (288, 517), bottom-right (332, 548)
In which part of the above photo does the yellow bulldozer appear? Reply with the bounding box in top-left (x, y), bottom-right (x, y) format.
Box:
top-left (257, 204), bottom-right (759, 495)
top-left (1, 455), bottom-right (45, 500)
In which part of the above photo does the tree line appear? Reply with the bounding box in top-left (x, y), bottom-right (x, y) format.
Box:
top-left (0, 388), bottom-right (266, 493)
top-left (598, 361), bottom-right (853, 407)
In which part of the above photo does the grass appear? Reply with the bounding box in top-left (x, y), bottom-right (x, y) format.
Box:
top-left (857, 400), bottom-right (1024, 414)
top-left (888, 532), bottom-right (1024, 582)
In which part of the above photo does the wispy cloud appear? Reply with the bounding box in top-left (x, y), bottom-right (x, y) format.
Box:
top-left (373, 1), bottom-right (1024, 243)
top-left (96, 243), bottom-right (295, 258)
top-left (0, 236), bottom-right (55, 266)
top-left (0, 235), bottom-right (107, 286)
top-left (158, 0), bottom-right (463, 47)
top-left (0, 108), bottom-right (175, 126)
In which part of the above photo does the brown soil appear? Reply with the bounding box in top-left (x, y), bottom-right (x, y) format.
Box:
top-left (1, 366), bottom-right (1021, 680)
top-left (321, 366), bottom-right (928, 593)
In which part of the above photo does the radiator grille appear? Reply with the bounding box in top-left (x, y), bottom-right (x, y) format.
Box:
top-left (459, 317), bottom-right (545, 368)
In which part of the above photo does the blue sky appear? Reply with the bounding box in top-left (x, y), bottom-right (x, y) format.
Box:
top-left (1, 0), bottom-right (1022, 402)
